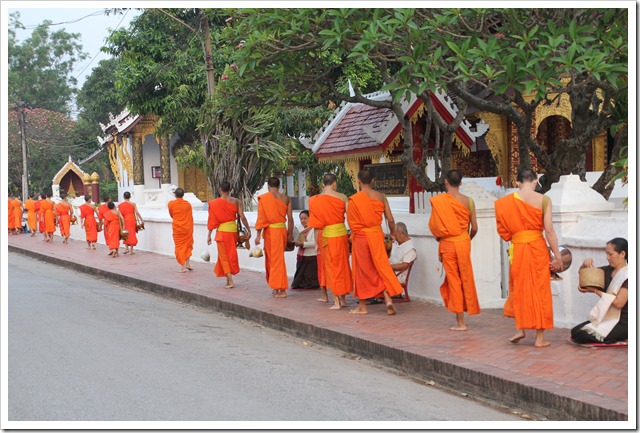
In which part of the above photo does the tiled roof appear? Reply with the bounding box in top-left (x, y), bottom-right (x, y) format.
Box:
top-left (315, 104), bottom-right (393, 157)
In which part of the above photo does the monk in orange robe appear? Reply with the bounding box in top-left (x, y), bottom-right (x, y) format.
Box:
top-left (54, 193), bottom-right (74, 244)
top-left (8, 194), bottom-right (15, 234)
top-left (118, 191), bottom-right (144, 255)
top-left (255, 177), bottom-right (294, 298)
top-left (308, 172), bottom-right (352, 310)
top-left (41, 194), bottom-right (56, 242)
top-left (429, 170), bottom-right (480, 331)
top-left (168, 188), bottom-right (194, 273)
top-left (207, 180), bottom-right (251, 289)
top-left (37, 193), bottom-right (47, 239)
top-left (103, 201), bottom-right (124, 257)
top-left (97, 195), bottom-right (111, 246)
top-left (495, 168), bottom-right (563, 348)
top-left (79, 194), bottom-right (98, 249)
top-left (347, 169), bottom-right (403, 315)
top-left (24, 194), bottom-right (37, 236)
top-left (11, 196), bottom-right (23, 234)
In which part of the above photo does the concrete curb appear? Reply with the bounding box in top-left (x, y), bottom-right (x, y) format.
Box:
top-left (9, 245), bottom-right (627, 421)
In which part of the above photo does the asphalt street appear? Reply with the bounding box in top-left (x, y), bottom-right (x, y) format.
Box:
top-left (8, 253), bottom-right (520, 423)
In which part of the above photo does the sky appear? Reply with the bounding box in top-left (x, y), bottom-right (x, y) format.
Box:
top-left (9, 6), bottom-right (141, 90)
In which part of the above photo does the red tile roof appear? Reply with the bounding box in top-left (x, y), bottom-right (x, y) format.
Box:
top-left (315, 104), bottom-right (393, 157)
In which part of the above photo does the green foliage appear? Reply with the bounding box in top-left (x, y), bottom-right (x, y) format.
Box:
top-left (7, 108), bottom-right (76, 193)
top-left (8, 11), bottom-right (87, 114)
top-left (99, 179), bottom-right (119, 200)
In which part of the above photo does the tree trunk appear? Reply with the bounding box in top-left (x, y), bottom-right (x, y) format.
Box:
top-left (19, 104), bottom-right (29, 202)
top-left (592, 125), bottom-right (626, 200)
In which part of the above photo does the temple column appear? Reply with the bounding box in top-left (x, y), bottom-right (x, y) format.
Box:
top-left (132, 133), bottom-right (146, 205)
top-left (90, 172), bottom-right (100, 203)
top-left (159, 135), bottom-right (172, 205)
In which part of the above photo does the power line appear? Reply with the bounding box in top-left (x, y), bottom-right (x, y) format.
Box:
top-left (21, 10), bottom-right (105, 29)
top-left (72, 9), bottom-right (130, 82)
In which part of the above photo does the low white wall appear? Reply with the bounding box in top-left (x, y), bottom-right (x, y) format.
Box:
top-left (64, 174), bottom-right (629, 329)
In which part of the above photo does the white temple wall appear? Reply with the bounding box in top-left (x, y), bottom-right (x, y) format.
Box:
top-left (65, 174), bottom-right (629, 329)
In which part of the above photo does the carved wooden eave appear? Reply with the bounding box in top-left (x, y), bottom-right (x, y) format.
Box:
top-left (311, 88), bottom-right (490, 161)
top-left (52, 155), bottom-right (88, 185)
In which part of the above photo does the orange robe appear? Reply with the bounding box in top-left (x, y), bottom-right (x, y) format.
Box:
top-left (97, 203), bottom-right (109, 244)
top-left (34, 199), bottom-right (44, 232)
top-left (495, 193), bottom-right (553, 330)
top-left (8, 200), bottom-right (15, 230)
top-left (41, 200), bottom-right (56, 234)
top-left (307, 194), bottom-right (352, 296)
top-left (103, 210), bottom-right (121, 250)
top-left (80, 203), bottom-right (98, 243)
top-left (255, 193), bottom-right (288, 290)
top-left (428, 194), bottom-right (480, 315)
top-left (12, 199), bottom-right (22, 229)
top-left (168, 198), bottom-right (194, 266)
top-left (24, 199), bottom-right (36, 232)
top-left (55, 202), bottom-right (72, 238)
top-left (118, 201), bottom-right (139, 246)
top-left (347, 191), bottom-right (403, 299)
top-left (208, 198), bottom-right (240, 277)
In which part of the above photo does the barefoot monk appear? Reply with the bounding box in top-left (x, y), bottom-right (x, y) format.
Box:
top-left (79, 194), bottom-right (98, 250)
top-left (168, 188), bottom-right (194, 273)
top-left (207, 180), bottom-right (251, 289)
top-left (494, 168), bottom-right (563, 348)
top-left (428, 170), bottom-right (480, 331)
top-left (347, 169), bottom-right (403, 315)
top-left (307, 173), bottom-right (353, 310)
top-left (255, 177), bottom-right (294, 298)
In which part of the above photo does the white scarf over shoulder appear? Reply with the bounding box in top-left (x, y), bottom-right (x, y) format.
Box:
top-left (583, 265), bottom-right (628, 342)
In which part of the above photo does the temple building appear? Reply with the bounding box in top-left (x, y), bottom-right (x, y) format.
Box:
top-left (97, 110), bottom-right (213, 208)
top-left (310, 88), bottom-right (609, 212)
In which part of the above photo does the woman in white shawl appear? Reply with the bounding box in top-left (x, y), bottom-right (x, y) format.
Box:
top-left (571, 238), bottom-right (628, 344)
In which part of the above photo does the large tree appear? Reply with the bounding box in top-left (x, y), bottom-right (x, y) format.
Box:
top-left (8, 11), bottom-right (87, 199)
top-left (221, 8), bottom-right (628, 194)
top-left (104, 9), bottom-right (331, 206)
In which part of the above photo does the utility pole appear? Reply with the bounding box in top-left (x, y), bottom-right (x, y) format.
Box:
top-left (18, 102), bottom-right (29, 202)
top-left (200, 11), bottom-right (216, 100)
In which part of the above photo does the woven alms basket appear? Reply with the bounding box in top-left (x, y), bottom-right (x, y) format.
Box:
top-left (579, 267), bottom-right (605, 289)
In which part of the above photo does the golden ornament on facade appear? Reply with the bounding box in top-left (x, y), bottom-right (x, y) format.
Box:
top-left (90, 172), bottom-right (100, 183)
top-left (82, 173), bottom-right (91, 184)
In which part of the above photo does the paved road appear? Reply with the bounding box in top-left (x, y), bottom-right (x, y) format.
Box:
top-left (8, 253), bottom-right (520, 422)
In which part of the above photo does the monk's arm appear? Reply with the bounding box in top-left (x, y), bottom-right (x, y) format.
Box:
top-left (383, 196), bottom-right (396, 238)
top-left (255, 229), bottom-right (262, 245)
top-left (237, 200), bottom-right (251, 238)
top-left (134, 204), bottom-right (144, 223)
top-left (543, 199), bottom-right (562, 271)
top-left (314, 228), bottom-right (322, 254)
top-left (469, 206), bottom-right (478, 240)
top-left (286, 198), bottom-right (294, 241)
top-left (207, 228), bottom-right (214, 245)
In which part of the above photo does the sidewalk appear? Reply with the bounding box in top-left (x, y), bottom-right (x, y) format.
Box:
top-left (8, 234), bottom-right (629, 421)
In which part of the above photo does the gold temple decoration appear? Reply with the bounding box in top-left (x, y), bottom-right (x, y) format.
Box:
top-left (159, 135), bottom-right (171, 184)
top-left (131, 135), bottom-right (145, 185)
top-left (108, 141), bottom-right (121, 182)
top-left (477, 111), bottom-right (508, 181)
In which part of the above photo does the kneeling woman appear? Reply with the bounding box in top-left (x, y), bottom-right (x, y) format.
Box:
top-left (571, 237), bottom-right (628, 344)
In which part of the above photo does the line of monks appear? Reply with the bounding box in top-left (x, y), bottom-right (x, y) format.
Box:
top-left (11, 191), bottom-right (144, 259)
top-left (196, 167), bottom-right (564, 347)
top-left (13, 166), bottom-right (563, 348)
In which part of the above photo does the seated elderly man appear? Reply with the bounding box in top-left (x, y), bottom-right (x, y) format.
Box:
top-left (368, 222), bottom-right (416, 304)
top-left (390, 222), bottom-right (417, 285)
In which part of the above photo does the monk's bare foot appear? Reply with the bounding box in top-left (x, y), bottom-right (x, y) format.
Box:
top-left (339, 295), bottom-right (347, 307)
top-left (225, 284), bottom-right (234, 289)
top-left (509, 331), bottom-right (526, 343)
top-left (186, 266), bottom-right (193, 271)
top-left (449, 326), bottom-right (467, 331)
top-left (178, 269), bottom-right (187, 273)
top-left (534, 340), bottom-right (551, 348)
top-left (130, 251), bottom-right (134, 255)
top-left (349, 308), bottom-right (368, 315)
top-left (273, 290), bottom-right (279, 297)
top-left (274, 290), bottom-right (287, 298)
top-left (108, 251), bottom-right (114, 256)
top-left (123, 250), bottom-right (129, 254)
top-left (386, 303), bottom-right (397, 315)
top-left (31, 233), bottom-right (35, 237)
top-left (329, 303), bottom-right (342, 310)
top-left (316, 298), bottom-right (329, 303)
